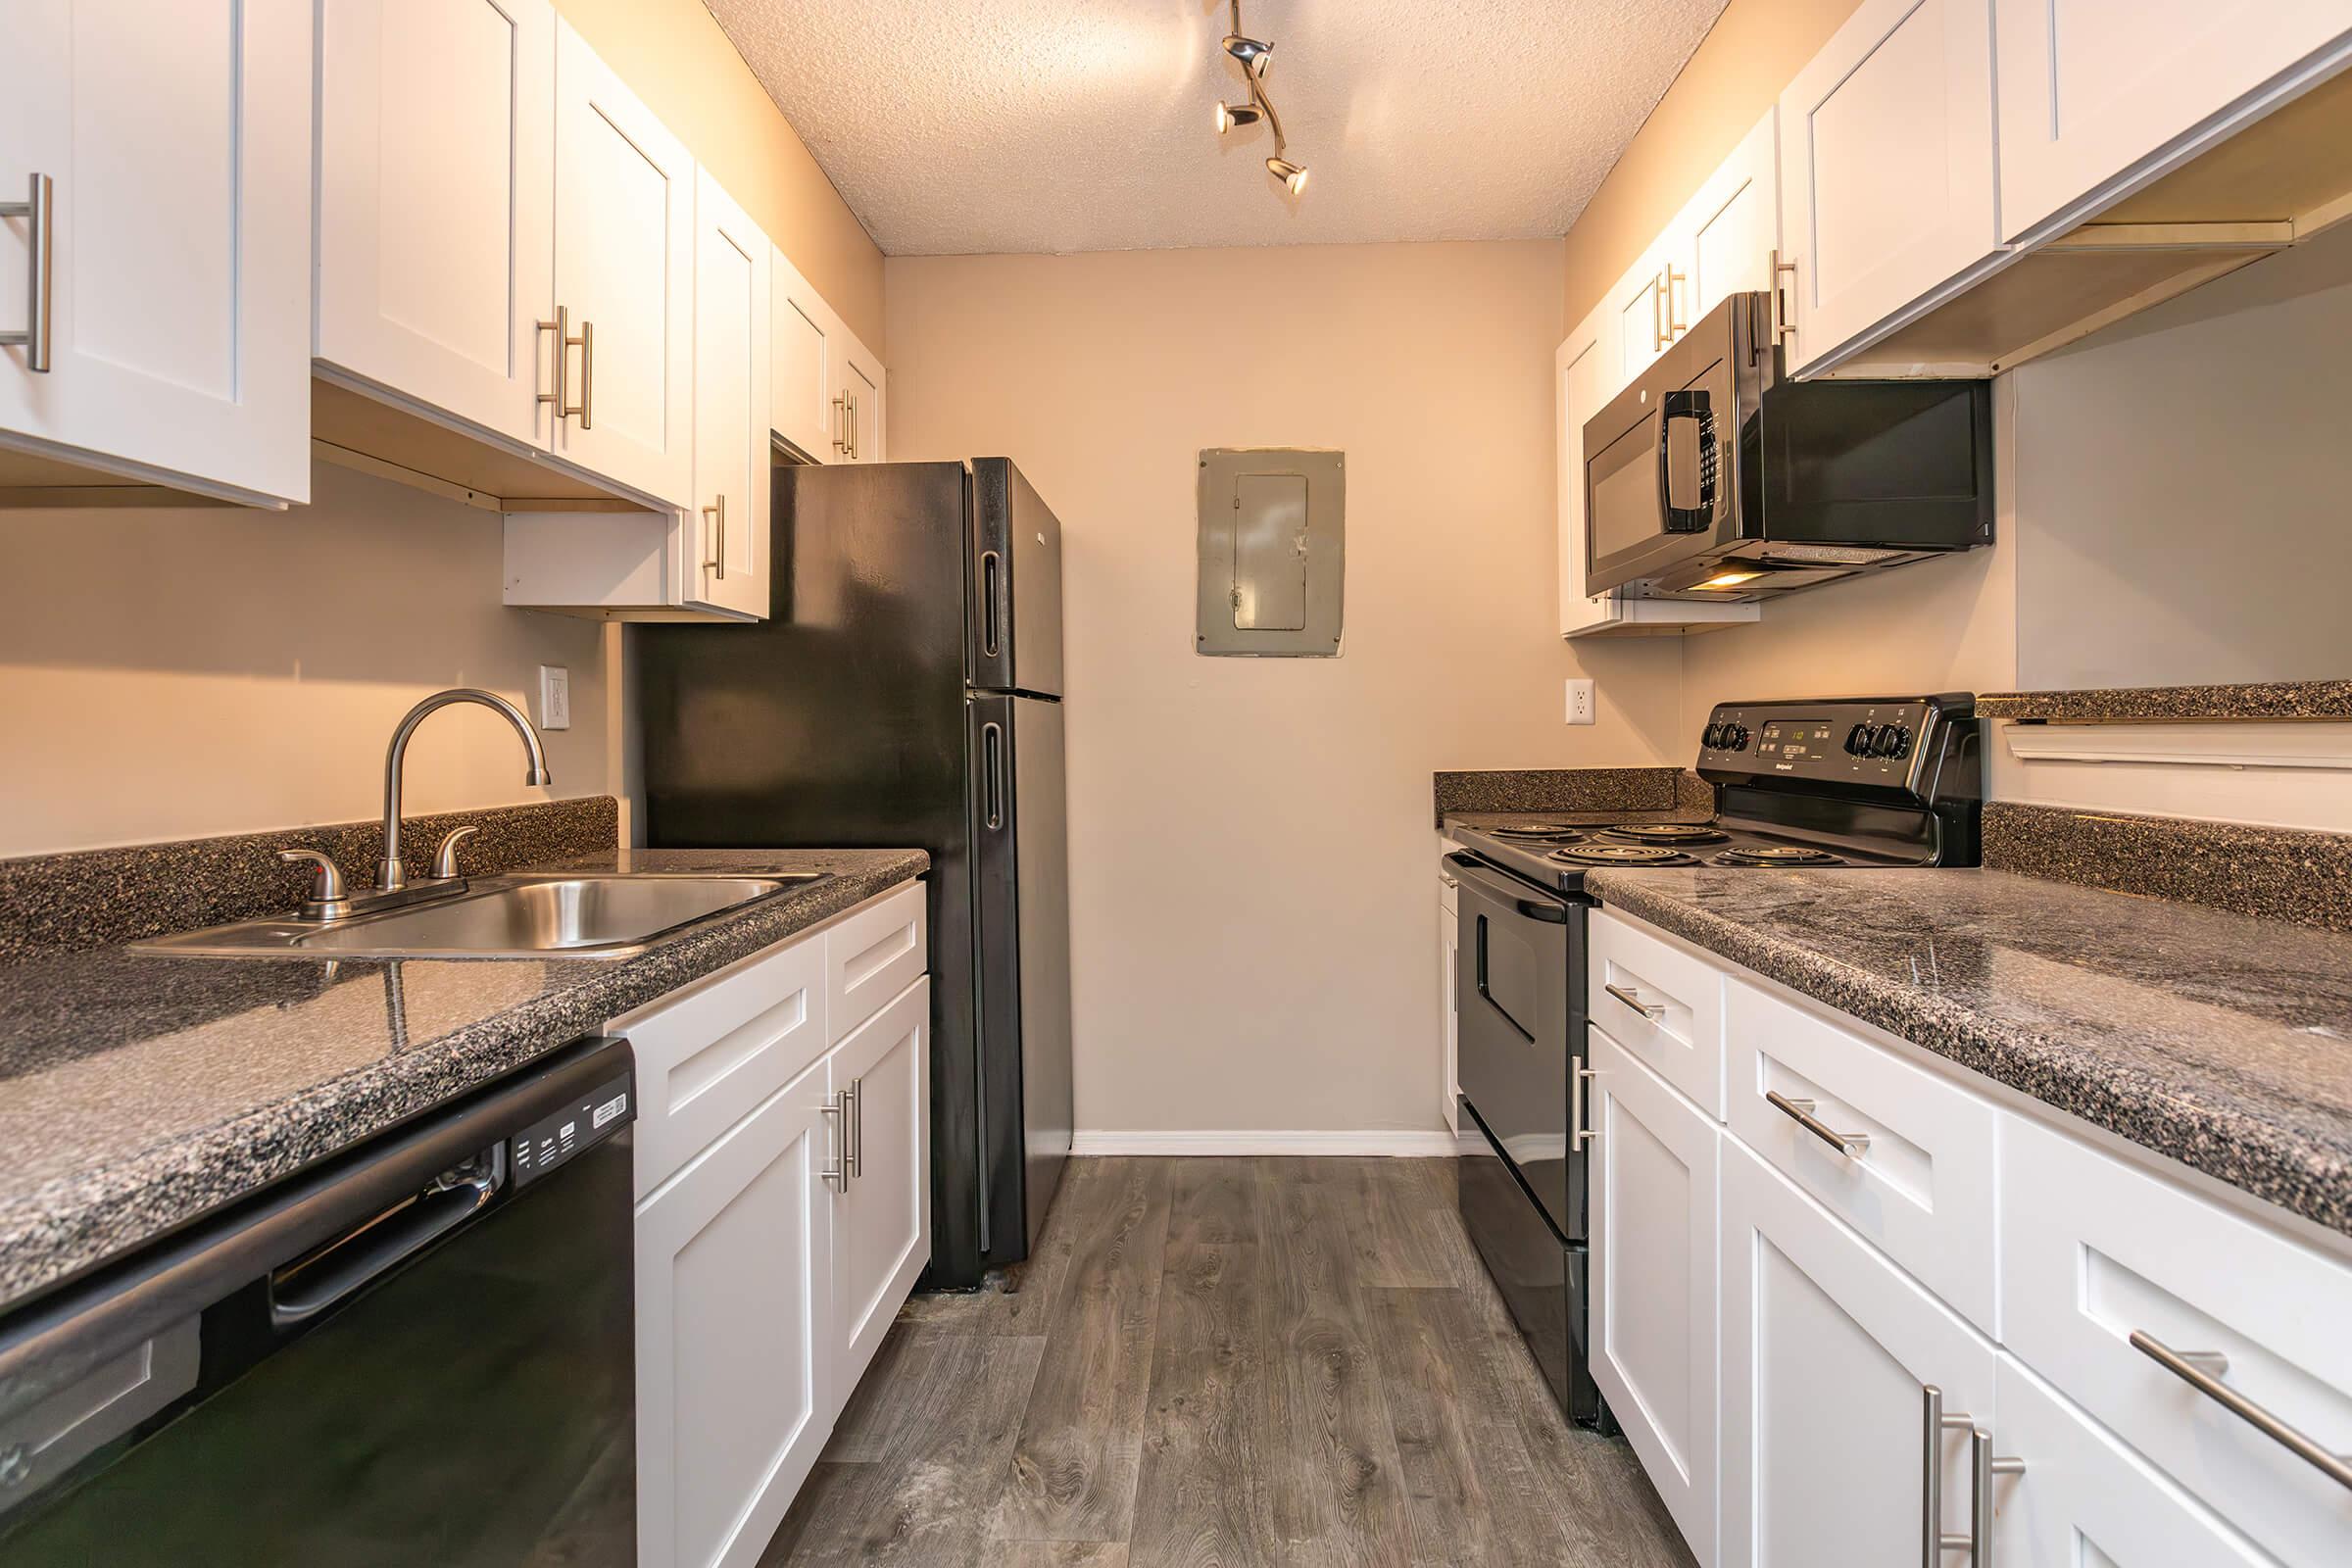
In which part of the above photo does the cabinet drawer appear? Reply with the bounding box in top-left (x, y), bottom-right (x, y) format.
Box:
top-left (615, 930), bottom-right (830, 1199)
top-left (1991, 1352), bottom-right (2273, 1568)
top-left (827, 882), bottom-right (926, 1044)
top-left (1591, 909), bottom-right (1725, 1116)
top-left (2001, 1114), bottom-right (2352, 1567)
top-left (1725, 977), bottom-right (2000, 1333)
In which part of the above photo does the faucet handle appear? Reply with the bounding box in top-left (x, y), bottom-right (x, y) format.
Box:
top-left (277, 848), bottom-right (352, 922)
top-left (429, 825), bottom-right (481, 881)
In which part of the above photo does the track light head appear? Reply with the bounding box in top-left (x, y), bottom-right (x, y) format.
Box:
top-left (1222, 33), bottom-right (1273, 76)
top-left (1266, 157), bottom-right (1308, 195)
top-left (1214, 99), bottom-right (1261, 135)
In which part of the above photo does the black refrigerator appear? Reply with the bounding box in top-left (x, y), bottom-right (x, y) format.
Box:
top-left (637, 457), bottom-right (1072, 1289)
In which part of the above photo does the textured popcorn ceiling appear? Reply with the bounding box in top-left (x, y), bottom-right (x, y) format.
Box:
top-left (705, 0), bottom-right (1730, 255)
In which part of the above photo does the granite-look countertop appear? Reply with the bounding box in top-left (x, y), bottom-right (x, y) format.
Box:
top-left (0, 847), bottom-right (927, 1312)
top-left (1979, 678), bottom-right (2352, 723)
top-left (1583, 866), bottom-right (2352, 1236)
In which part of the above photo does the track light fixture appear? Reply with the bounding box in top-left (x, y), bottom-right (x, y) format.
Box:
top-left (1211, 0), bottom-right (1307, 198)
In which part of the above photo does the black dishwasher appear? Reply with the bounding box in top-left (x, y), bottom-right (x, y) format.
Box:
top-left (0, 1035), bottom-right (637, 1566)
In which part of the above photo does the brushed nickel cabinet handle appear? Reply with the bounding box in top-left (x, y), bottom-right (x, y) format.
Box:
top-left (1969, 1425), bottom-right (2026, 1566)
top-left (1604, 982), bottom-right (1664, 1021)
top-left (831, 392), bottom-right (850, 455)
top-left (1765, 1089), bottom-right (1871, 1157)
top-left (848, 1075), bottom-right (863, 1178)
top-left (1651, 269), bottom-right (1669, 350)
top-left (0, 172), bottom-right (54, 371)
top-left (536, 305), bottom-right (567, 419)
top-left (1663, 264), bottom-right (1687, 337)
top-left (701, 494), bottom-right (726, 579)
top-left (1573, 1064), bottom-right (1597, 1150)
top-left (2131, 1330), bottom-right (2352, 1490)
top-left (1770, 248), bottom-right (1798, 345)
top-left (1923, 1385), bottom-right (1974, 1563)
top-left (575, 317), bottom-right (593, 429)
top-left (821, 1092), bottom-right (849, 1192)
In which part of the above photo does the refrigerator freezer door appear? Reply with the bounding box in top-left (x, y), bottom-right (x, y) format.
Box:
top-left (968, 692), bottom-right (1073, 1262)
top-left (968, 458), bottom-right (1065, 698)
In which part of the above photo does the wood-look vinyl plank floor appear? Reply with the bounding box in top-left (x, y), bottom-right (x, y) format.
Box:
top-left (761, 1157), bottom-right (1693, 1568)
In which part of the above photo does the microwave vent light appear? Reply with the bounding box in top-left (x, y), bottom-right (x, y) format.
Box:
top-left (1694, 568), bottom-right (1764, 591)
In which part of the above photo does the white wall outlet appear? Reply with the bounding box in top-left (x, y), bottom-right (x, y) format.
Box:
top-left (537, 664), bottom-right (571, 731)
top-left (1565, 678), bottom-right (1596, 726)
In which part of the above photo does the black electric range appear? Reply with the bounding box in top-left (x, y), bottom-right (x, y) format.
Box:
top-left (1446, 694), bottom-right (1982, 1428)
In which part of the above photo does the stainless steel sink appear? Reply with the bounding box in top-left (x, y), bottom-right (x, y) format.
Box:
top-left (135, 872), bottom-right (824, 959)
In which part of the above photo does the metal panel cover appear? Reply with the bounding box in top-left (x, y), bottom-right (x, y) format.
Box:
top-left (1197, 448), bottom-right (1344, 656)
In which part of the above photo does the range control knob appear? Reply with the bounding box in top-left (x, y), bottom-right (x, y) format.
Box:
top-left (1844, 722), bottom-right (1876, 757)
top-left (1726, 723), bottom-right (1750, 752)
top-left (1703, 722), bottom-right (1726, 749)
top-left (1875, 724), bottom-right (1912, 759)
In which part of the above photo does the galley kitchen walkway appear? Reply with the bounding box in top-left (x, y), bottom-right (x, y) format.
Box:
top-left (758, 1155), bottom-right (1692, 1568)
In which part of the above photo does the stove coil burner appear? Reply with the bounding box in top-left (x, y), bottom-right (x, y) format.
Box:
top-left (1492, 824), bottom-right (1587, 843)
top-left (1715, 845), bottom-right (1846, 866)
top-left (1603, 823), bottom-right (1730, 846)
top-left (1549, 844), bottom-right (1699, 866)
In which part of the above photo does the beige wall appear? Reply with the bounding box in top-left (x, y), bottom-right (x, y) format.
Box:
top-left (1562, 0), bottom-right (1864, 325)
top-left (0, 462), bottom-right (609, 857)
top-left (554, 0), bottom-right (885, 353)
top-left (887, 240), bottom-right (1685, 1138)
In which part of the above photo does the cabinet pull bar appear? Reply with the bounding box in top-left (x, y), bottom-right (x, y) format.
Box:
top-left (1663, 264), bottom-right (1687, 337)
top-left (831, 393), bottom-right (850, 455)
top-left (701, 495), bottom-right (726, 579)
top-left (1968, 1426), bottom-right (2026, 1567)
top-left (536, 306), bottom-right (567, 417)
top-left (1769, 248), bottom-right (1798, 344)
top-left (846, 1077), bottom-right (863, 1180)
top-left (576, 318), bottom-right (593, 429)
top-left (1765, 1089), bottom-right (1870, 1156)
top-left (820, 1093), bottom-right (849, 1192)
top-left (1922, 1386), bottom-right (1978, 1562)
top-left (1603, 982), bottom-right (1664, 1021)
top-left (1572, 1064), bottom-right (1597, 1150)
top-left (0, 172), bottom-right (54, 370)
top-left (2131, 1330), bottom-right (2352, 1490)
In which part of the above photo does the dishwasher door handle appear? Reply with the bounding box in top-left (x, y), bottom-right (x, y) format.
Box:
top-left (269, 1147), bottom-right (507, 1325)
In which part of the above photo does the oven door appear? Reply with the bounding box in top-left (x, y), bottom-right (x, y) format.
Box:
top-left (1449, 854), bottom-right (1582, 1244)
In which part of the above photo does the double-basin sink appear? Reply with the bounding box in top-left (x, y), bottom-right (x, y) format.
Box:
top-left (137, 871), bottom-right (825, 960)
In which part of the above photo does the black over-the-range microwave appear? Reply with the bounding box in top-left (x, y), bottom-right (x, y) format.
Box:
top-left (1583, 291), bottom-right (1993, 601)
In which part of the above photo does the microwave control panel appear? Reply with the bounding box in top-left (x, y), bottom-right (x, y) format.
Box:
top-left (1696, 697), bottom-right (1949, 788)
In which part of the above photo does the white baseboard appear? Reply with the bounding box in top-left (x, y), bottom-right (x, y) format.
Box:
top-left (1068, 1129), bottom-right (1463, 1157)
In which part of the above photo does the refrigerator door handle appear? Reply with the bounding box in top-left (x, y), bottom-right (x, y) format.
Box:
top-left (980, 721), bottom-right (1005, 830)
top-left (980, 550), bottom-right (1004, 660)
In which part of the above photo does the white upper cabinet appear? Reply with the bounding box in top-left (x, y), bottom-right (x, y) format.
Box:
top-left (686, 165), bottom-right (770, 621)
top-left (550, 18), bottom-right (694, 509)
top-left (1776, 0), bottom-right (2001, 374)
top-left (830, 324), bottom-right (885, 464)
top-left (0, 0), bottom-right (312, 506)
top-left (1993, 0), bottom-right (2352, 242)
top-left (1556, 302), bottom-right (1622, 637)
top-left (1683, 114), bottom-right (1781, 324)
top-left (769, 246), bottom-right (835, 463)
top-left (316, 0), bottom-right (556, 452)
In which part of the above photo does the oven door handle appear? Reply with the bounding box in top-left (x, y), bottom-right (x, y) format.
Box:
top-left (1657, 388), bottom-right (1717, 534)
top-left (1446, 854), bottom-right (1569, 924)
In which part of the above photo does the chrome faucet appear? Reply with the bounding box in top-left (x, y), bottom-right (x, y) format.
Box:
top-left (377, 689), bottom-right (550, 892)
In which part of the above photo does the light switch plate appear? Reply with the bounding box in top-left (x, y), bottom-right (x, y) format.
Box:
top-left (538, 664), bottom-right (571, 731)
top-left (1565, 678), bottom-right (1595, 725)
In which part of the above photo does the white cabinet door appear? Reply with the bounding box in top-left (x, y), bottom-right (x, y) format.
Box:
top-left (315, 0), bottom-right (556, 451)
top-left (0, 0), bottom-right (312, 506)
top-left (829, 977), bottom-right (930, 1385)
top-left (1719, 1140), bottom-right (1998, 1568)
top-left (550, 18), bottom-right (693, 508)
top-left (1776, 0), bottom-right (2001, 375)
top-left (1590, 1030), bottom-right (1719, 1565)
top-left (1439, 868), bottom-right (1460, 1134)
top-left (1555, 299), bottom-right (1625, 637)
top-left (1683, 113), bottom-right (1781, 324)
top-left (686, 166), bottom-right (770, 621)
top-left (636, 1056), bottom-right (835, 1568)
top-left (830, 327), bottom-right (884, 464)
top-left (1613, 247), bottom-right (1675, 387)
top-left (1991, 1354), bottom-right (2275, 1568)
top-left (770, 246), bottom-right (836, 463)
top-left (1994, 0), bottom-right (2352, 243)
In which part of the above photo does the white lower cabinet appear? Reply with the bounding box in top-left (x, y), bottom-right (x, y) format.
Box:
top-left (828, 978), bottom-right (931, 1384)
top-left (625, 884), bottom-right (932, 1568)
top-left (1991, 1353), bottom-right (2276, 1567)
top-left (1590, 1029), bottom-right (1719, 1565)
top-left (1439, 858), bottom-right (1460, 1133)
top-left (1717, 1139), bottom-right (1998, 1568)
top-left (636, 1053), bottom-right (835, 1568)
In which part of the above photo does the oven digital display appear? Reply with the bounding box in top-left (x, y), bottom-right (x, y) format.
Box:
top-left (1757, 719), bottom-right (1835, 760)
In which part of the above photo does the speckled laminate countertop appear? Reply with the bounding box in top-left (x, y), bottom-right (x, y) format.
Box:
top-left (1583, 866), bottom-right (2352, 1237)
top-left (0, 847), bottom-right (928, 1312)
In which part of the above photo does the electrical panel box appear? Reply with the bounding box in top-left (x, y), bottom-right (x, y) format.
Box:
top-left (1196, 447), bottom-right (1345, 657)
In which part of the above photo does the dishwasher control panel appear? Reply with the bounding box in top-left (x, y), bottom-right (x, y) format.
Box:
top-left (511, 1069), bottom-right (634, 1188)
